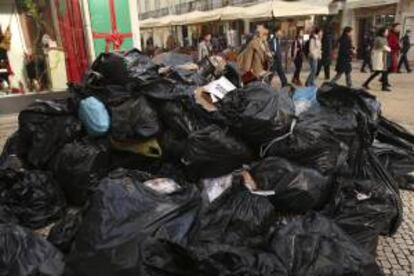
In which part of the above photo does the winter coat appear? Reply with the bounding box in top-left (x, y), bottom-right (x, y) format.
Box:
top-left (335, 35), bottom-right (354, 73)
top-left (321, 31), bottom-right (334, 62)
top-left (372, 36), bottom-right (391, 71)
top-left (309, 35), bottom-right (322, 60)
top-left (237, 36), bottom-right (271, 77)
top-left (401, 34), bottom-right (411, 54)
top-left (198, 40), bottom-right (212, 61)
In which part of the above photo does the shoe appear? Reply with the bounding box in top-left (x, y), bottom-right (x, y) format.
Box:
top-left (362, 84), bottom-right (370, 90)
top-left (382, 87), bottom-right (392, 92)
top-left (397, 71), bottom-right (402, 74)
top-left (361, 70), bottom-right (367, 73)
top-left (408, 70), bottom-right (412, 73)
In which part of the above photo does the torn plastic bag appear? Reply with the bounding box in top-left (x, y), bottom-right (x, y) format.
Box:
top-left (110, 95), bottom-right (160, 140)
top-left (182, 125), bottom-right (253, 178)
top-left (194, 175), bottom-right (275, 248)
top-left (373, 141), bottom-right (414, 190)
top-left (49, 139), bottom-right (111, 206)
top-left (18, 100), bottom-right (82, 168)
top-left (218, 82), bottom-right (295, 146)
top-left (89, 49), bottom-right (160, 86)
top-left (48, 208), bottom-right (84, 253)
top-left (0, 223), bottom-right (65, 276)
top-left (376, 115), bottom-right (414, 151)
top-left (262, 107), bottom-right (349, 175)
top-left (65, 169), bottom-right (200, 276)
top-left (270, 212), bottom-right (383, 276)
top-left (0, 160), bottom-right (65, 229)
top-left (78, 96), bottom-right (110, 136)
top-left (292, 86), bottom-right (317, 115)
top-left (249, 157), bottom-right (332, 213)
top-left (323, 150), bottom-right (402, 255)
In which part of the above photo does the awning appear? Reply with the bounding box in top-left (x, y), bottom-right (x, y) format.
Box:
top-left (272, 0), bottom-right (331, 17)
top-left (140, 0), bottom-right (333, 29)
top-left (346, 0), bottom-right (399, 9)
top-left (240, 2), bottom-right (273, 19)
top-left (173, 10), bottom-right (220, 25)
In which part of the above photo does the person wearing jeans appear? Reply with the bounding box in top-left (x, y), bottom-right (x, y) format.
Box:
top-left (362, 27), bottom-right (392, 92)
top-left (331, 27), bottom-right (355, 88)
top-left (291, 28), bottom-right (304, 86)
top-left (306, 27), bottom-right (322, 87)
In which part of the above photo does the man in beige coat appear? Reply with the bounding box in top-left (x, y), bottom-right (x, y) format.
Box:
top-left (237, 25), bottom-right (272, 80)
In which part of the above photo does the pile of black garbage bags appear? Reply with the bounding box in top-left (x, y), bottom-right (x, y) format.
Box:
top-left (1, 49), bottom-right (413, 276)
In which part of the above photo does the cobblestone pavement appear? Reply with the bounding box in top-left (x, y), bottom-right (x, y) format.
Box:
top-left (1, 66), bottom-right (414, 275)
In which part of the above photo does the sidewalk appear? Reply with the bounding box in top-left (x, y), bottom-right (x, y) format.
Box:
top-left (281, 62), bottom-right (414, 130)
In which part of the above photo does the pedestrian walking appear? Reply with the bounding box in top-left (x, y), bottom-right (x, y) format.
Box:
top-left (362, 27), bottom-right (392, 92)
top-left (360, 29), bottom-right (374, 73)
top-left (291, 28), bottom-right (304, 86)
top-left (388, 23), bottom-right (401, 73)
top-left (398, 30), bottom-right (412, 73)
top-left (198, 33), bottom-right (212, 61)
top-left (237, 25), bottom-right (272, 80)
top-left (331, 27), bottom-right (355, 88)
top-left (305, 27), bottom-right (322, 87)
top-left (317, 27), bottom-right (334, 80)
top-left (269, 26), bottom-right (288, 87)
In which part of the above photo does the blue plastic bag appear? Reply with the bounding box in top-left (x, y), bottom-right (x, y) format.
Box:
top-left (78, 96), bottom-right (110, 136)
top-left (293, 86), bottom-right (317, 115)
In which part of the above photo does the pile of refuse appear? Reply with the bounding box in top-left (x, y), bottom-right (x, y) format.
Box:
top-left (1, 49), bottom-right (413, 276)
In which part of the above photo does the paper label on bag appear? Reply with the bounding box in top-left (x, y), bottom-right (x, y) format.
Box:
top-left (203, 76), bottom-right (236, 103)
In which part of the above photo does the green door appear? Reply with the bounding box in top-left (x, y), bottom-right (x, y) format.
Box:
top-left (88, 0), bottom-right (133, 55)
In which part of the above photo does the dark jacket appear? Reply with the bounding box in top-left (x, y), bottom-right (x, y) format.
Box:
top-left (401, 34), bottom-right (411, 54)
top-left (269, 37), bottom-right (283, 60)
top-left (335, 35), bottom-right (354, 73)
top-left (362, 32), bottom-right (374, 56)
top-left (321, 31), bottom-right (334, 62)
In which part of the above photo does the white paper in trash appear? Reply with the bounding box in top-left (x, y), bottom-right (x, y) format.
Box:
top-left (203, 76), bottom-right (236, 103)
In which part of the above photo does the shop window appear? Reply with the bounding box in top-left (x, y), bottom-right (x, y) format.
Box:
top-left (374, 14), bottom-right (395, 28)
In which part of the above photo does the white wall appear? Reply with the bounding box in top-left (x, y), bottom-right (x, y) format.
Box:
top-left (0, 1), bottom-right (27, 89)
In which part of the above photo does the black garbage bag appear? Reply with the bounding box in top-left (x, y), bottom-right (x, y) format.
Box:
top-left (0, 223), bottom-right (65, 276)
top-left (66, 169), bottom-right (200, 276)
top-left (0, 161), bottom-right (65, 229)
top-left (158, 99), bottom-right (206, 137)
top-left (136, 79), bottom-right (191, 100)
top-left (316, 83), bottom-right (381, 147)
top-left (110, 95), bottom-right (160, 140)
top-left (89, 49), bottom-right (159, 86)
top-left (323, 150), bottom-right (402, 255)
top-left (142, 238), bottom-right (288, 276)
top-left (182, 125), bottom-right (253, 178)
top-left (48, 208), bottom-right (84, 253)
top-left (249, 157), bottom-right (332, 213)
top-left (376, 115), bottom-right (414, 151)
top-left (262, 106), bottom-right (350, 175)
top-left (49, 139), bottom-right (111, 206)
top-left (373, 142), bottom-right (414, 190)
top-left (0, 132), bottom-right (25, 167)
top-left (18, 100), bottom-right (82, 168)
top-left (194, 175), bottom-right (276, 248)
top-left (152, 52), bottom-right (194, 67)
top-left (218, 82), bottom-right (295, 146)
top-left (269, 212), bottom-right (383, 276)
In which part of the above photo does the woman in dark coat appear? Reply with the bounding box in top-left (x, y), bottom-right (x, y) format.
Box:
top-left (331, 27), bottom-right (354, 87)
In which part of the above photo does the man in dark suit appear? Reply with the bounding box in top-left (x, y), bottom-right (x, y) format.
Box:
top-left (269, 26), bottom-right (288, 87)
top-left (398, 30), bottom-right (412, 73)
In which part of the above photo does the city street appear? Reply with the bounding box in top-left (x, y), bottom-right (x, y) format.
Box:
top-left (0, 66), bottom-right (413, 275)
